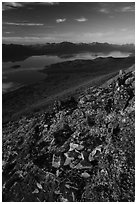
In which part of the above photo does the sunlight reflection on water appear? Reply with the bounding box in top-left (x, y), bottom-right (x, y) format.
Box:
top-left (2, 51), bottom-right (130, 93)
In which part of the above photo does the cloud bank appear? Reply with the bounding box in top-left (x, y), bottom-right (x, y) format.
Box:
top-left (75, 17), bottom-right (88, 22)
top-left (3, 22), bottom-right (44, 26)
top-left (56, 18), bottom-right (66, 23)
top-left (2, 2), bottom-right (59, 11)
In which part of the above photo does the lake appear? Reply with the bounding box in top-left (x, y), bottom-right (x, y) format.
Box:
top-left (2, 51), bottom-right (131, 93)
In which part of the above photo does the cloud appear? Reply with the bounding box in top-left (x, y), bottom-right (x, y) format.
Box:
top-left (2, 32), bottom-right (75, 44)
top-left (119, 5), bottom-right (135, 12)
top-left (4, 31), bottom-right (13, 34)
top-left (99, 4), bottom-right (135, 14)
top-left (2, 2), bottom-right (59, 11)
top-left (3, 22), bottom-right (44, 26)
top-left (98, 3), bottom-right (112, 14)
top-left (56, 18), bottom-right (66, 23)
top-left (99, 8), bottom-right (109, 14)
top-left (109, 15), bottom-right (114, 19)
top-left (83, 31), bottom-right (114, 38)
top-left (2, 2), bottom-right (23, 11)
top-left (121, 28), bottom-right (127, 32)
top-left (2, 36), bottom-right (56, 43)
top-left (38, 2), bottom-right (59, 6)
top-left (75, 17), bottom-right (88, 22)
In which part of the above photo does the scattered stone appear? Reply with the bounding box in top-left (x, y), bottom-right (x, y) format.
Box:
top-left (2, 67), bottom-right (135, 202)
top-left (69, 143), bottom-right (84, 151)
top-left (64, 157), bottom-right (74, 166)
top-left (89, 145), bottom-right (102, 161)
top-left (52, 154), bottom-right (61, 168)
top-left (36, 183), bottom-right (43, 189)
top-left (81, 172), bottom-right (90, 178)
top-left (32, 189), bottom-right (39, 194)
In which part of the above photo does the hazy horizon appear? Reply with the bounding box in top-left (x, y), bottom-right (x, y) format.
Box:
top-left (2, 41), bottom-right (135, 46)
top-left (2, 2), bottom-right (135, 45)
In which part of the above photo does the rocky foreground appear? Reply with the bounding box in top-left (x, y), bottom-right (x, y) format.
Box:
top-left (2, 66), bottom-right (135, 202)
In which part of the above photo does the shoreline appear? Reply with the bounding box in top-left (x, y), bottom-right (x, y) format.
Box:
top-left (3, 56), bottom-right (135, 124)
top-left (3, 54), bottom-right (132, 94)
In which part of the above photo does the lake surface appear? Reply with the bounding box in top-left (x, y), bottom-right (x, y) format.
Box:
top-left (3, 51), bottom-right (130, 93)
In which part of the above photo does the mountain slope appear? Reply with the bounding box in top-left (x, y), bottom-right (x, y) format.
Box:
top-left (2, 65), bottom-right (135, 201)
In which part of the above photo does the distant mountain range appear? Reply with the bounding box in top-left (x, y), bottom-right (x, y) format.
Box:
top-left (2, 42), bottom-right (135, 62)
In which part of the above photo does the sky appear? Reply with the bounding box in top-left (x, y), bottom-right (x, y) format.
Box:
top-left (2, 2), bottom-right (135, 45)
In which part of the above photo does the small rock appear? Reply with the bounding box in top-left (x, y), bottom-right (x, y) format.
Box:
top-left (76, 144), bottom-right (84, 151)
top-left (60, 196), bottom-right (68, 202)
top-left (122, 118), bottom-right (126, 123)
top-left (125, 77), bottom-right (134, 85)
top-left (54, 190), bottom-right (60, 195)
top-left (69, 143), bottom-right (79, 151)
top-left (65, 184), bottom-right (70, 189)
top-left (70, 162), bottom-right (83, 169)
top-left (64, 157), bottom-right (74, 166)
top-left (89, 145), bottom-right (102, 161)
top-left (81, 172), bottom-right (90, 178)
top-left (52, 154), bottom-right (61, 168)
top-left (36, 183), bottom-right (43, 189)
top-left (32, 189), bottom-right (39, 194)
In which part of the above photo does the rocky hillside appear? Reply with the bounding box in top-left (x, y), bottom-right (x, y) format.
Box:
top-left (2, 66), bottom-right (135, 202)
